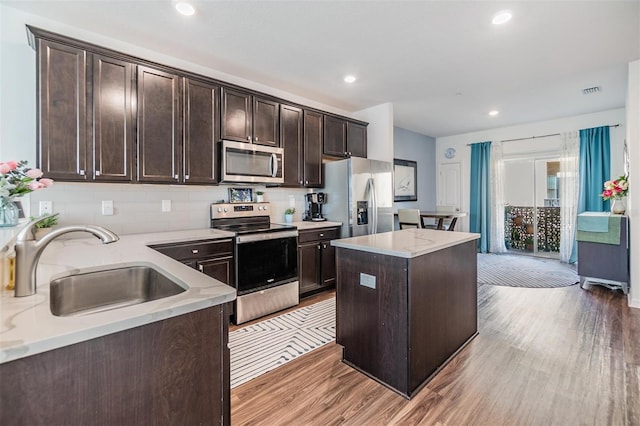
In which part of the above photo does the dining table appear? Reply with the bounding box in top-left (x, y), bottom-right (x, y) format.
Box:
top-left (394, 210), bottom-right (468, 231)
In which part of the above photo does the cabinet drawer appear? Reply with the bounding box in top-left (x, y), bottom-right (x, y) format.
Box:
top-left (151, 239), bottom-right (233, 261)
top-left (298, 227), bottom-right (340, 243)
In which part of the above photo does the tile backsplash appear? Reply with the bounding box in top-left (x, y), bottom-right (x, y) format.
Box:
top-left (28, 183), bottom-right (312, 235)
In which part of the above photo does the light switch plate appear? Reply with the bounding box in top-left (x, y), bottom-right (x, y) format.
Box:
top-left (162, 199), bottom-right (171, 212)
top-left (101, 200), bottom-right (114, 216)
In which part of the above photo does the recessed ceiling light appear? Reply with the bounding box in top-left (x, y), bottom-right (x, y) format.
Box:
top-left (175, 1), bottom-right (195, 16)
top-left (489, 110), bottom-right (500, 116)
top-left (344, 75), bottom-right (357, 84)
top-left (492, 10), bottom-right (512, 25)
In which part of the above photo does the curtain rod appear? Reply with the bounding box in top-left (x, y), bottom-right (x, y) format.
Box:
top-left (466, 124), bottom-right (620, 145)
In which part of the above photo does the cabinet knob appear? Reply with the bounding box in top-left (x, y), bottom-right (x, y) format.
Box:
top-left (317, 244), bottom-right (321, 250)
top-left (185, 174), bottom-right (190, 180)
top-left (247, 136), bottom-right (252, 141)
top-left (174, 174), bottom-right (179, 180)
top-left (192, 249), bottom-right (199, 254)
top-left (95, 170), bottom-right (101, 177)
top-left (305, 180), bottom-right (309, 185)
top-left (198, 265), bottom-right (203, 272)
top-left (79, 169), bottom-right (85, 176)
top-left (300, 180), bottom-right (303, 184)
top-left (319, 233), bottom-right (324, 237)
top-left (323, 244), bottom-right (327, 249)
top-left (255, 136), bottom-right (259, 142)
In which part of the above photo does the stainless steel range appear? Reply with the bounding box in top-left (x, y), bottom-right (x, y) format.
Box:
top-left (210, 202), bottom-right (299, 324)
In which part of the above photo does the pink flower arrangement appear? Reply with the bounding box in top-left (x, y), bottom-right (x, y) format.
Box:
top-left (601, 175), bottom-right (628, 201)
top-left (1, 160), bottom-right (54, 199)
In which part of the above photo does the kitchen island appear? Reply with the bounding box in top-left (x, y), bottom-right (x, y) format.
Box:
top-left (0, 229), bottom-right (236, 425)
top-left (332, 228), bottom-right (480, 398)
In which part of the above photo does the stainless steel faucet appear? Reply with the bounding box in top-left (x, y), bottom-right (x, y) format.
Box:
top-left (14, 215), bottom-right (119, 297)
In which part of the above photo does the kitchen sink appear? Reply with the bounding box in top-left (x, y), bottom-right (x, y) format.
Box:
top-left (50, 265), bottom-right (186, 317)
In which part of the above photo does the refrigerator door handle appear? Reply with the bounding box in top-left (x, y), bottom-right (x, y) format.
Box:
top-left (370, 177), bottom-right (378, 233)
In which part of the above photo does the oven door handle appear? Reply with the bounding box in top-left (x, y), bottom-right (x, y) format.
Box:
top-left (236, 230), bottom-right (298, 244)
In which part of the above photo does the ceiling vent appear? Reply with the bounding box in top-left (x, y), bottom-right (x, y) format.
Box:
top-left (582, 86), bottom-right (601, 95)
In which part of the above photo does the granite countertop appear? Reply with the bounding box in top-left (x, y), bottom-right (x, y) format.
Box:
top-left (0, 228), bottom-right (236, 364)
top-left (331, 228), bottom-right (480, 258)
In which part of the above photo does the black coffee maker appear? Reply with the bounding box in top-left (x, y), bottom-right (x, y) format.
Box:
top-left (304, 192), bottom-right (327, 221)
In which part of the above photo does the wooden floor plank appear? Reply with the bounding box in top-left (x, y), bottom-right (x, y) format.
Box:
top-left (231, 284), bottom-right (638, 425)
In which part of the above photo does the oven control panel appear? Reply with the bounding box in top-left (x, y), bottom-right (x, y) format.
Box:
top-left (211, 202), bottom-right (269, 219)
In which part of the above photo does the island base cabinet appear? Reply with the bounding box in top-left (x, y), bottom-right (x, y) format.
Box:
top-left (0, 304), bottom-right (231, 426)
top-left (336, 241), bottom-right (478, 398)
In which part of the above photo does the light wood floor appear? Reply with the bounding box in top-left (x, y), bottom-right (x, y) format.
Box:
top-left (231, 284), bottom-right (640, 425)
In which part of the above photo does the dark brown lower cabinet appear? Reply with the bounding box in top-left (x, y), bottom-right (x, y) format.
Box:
top-left (336, 240), bottom-right (478, 398)
top-left (0, 304), bottom-right (231, 426)
top-left (149, 238), bottom-right (235, 286)
top-left (298, 226), bottom-right (340, 296)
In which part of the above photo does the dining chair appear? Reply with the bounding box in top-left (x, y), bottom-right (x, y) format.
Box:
top-left (436, 205), bottom-right (457, 231)
top-left (398, 209), bottom-right (422, 229)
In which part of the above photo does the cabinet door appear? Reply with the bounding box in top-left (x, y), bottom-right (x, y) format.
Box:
top-left (221, 88), bottom-right (251, 143)
top-left (299, 242), bottom-right (321, 294)
top-left (303, 110), bottom-right (323, 187)
top-left (346, 121), bottom-right (367, 158)
top-left (280, 104), bottom-right (303, 186)
top-left (321, 241), bottom-right (336, 287)
top-left (323, 115), bottom-right (347, 157)
top-left (197, 256), bottom-right (234, 286)
top-left (184, 78), bottom-right (219, 184)
top-left (136, 65), bottom-right (181, 183)
top-left (38, 39), bottom-right (89, 181)
top-left (93, 55), bottom-right (134, 182)
top-left (253, 97), bottom-right (279, 146)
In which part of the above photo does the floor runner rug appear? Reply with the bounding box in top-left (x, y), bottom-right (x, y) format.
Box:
top-left (478, 253), bottom-right (578, 288)
top-left (229, 297), bottom-right (336, 388)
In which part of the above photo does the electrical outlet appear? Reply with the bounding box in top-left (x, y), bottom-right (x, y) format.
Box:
top-left (39, 201), bottom-right (52, 216)
top-left (101, 200), bottom-right (114, 216)
top-left (162, 200), bottom-right (171, 212)
top-left (289, 195), bottom-right (295, 208)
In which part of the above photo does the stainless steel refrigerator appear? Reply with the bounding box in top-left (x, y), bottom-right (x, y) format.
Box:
top-left (323, 157), bottom-right (394, 238)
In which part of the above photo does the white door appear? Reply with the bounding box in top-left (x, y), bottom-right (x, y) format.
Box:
top-left (438, 162), bottom-right (461, 210)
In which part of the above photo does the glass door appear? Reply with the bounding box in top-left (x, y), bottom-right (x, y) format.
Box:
top-left (504, 156), bottom-right (560, 258)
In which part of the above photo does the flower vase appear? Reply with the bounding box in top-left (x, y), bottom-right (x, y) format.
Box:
top-left (610, 197), bottom-right (627, 215)
top-left (284, 213), bottom-right (293, 223)
top-left (0, 198), bottom-right (20, 227)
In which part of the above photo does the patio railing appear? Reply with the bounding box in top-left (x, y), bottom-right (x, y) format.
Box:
top-left (505, 206), bottom-right (560, 253)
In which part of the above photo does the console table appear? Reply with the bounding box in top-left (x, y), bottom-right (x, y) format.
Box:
top-left (576, 213), bottom-right (629, 294)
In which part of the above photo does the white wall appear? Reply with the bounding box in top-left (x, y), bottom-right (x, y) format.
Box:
top-left (393, 127), bottom-right (436, 212)
top-left (436, 108), bottom-right (627, 233)
top-left (626, 60), bottom-right (640, 308)
top-left (354, 102), bottom-right (394, 163)
top-left (0, 4), bottom-right (388, 233)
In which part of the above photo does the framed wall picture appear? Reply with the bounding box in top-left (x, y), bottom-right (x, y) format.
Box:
top-left (394, 159), bottom-right (418, 202)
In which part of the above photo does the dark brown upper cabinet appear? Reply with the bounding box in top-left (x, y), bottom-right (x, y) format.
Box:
top-left (136, 65), bottom-right (181, 183)
top-left (323, 115), bottom-right (368, 158)
top-left (37, 39), bottom-right (89, 181)
top-left (346, 121), bottom-right (367, 158)
top-left (92, 54), bottom-right (134, 182)
top-left (322, 115), bottom-right (347, 158)
top-left (280, 104), bottom-right (303, 186)
top-left (183, 78), bottom-right (220, 185)
top-left (303, 110), bottom-right (323, 187)
top-left (221, 88), bottom-right (279, 146)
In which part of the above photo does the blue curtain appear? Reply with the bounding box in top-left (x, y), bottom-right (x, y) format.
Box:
top-left (570, 126), bottom-right (610, 262)
top-left (469, 141), bottom-right (491, 253)
top-left (578, 126), bottom-right (611, 212)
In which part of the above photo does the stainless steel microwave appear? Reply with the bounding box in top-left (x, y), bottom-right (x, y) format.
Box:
top-left (221, 140), bottom-right (284, 184)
